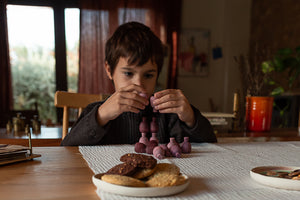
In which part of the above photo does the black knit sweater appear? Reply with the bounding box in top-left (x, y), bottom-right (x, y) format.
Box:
top-left (61, 101), bottom-right (217, 146)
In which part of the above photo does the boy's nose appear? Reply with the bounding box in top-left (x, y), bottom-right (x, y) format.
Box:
top-left (133, 76), bottom-right (143, 86)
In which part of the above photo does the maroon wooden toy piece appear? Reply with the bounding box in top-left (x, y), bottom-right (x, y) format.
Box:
top-left (134, 142), bottom-right (146, 153)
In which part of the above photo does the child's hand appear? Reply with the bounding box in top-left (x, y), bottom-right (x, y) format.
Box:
top-left (97, 84), bottom-right (149, 126)
top-left (153, 89), bottom-right (195, 127)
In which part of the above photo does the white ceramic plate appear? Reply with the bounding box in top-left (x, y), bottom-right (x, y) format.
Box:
top-left (250, 166), bottom-right (300, 190)
top-left (92, 173), bottom-right (190, 197)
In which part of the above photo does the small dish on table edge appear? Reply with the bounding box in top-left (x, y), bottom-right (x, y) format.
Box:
top-left (250, 166), bottom-right (300, 190)
top-left (92, 173), bottom-right (190, 197)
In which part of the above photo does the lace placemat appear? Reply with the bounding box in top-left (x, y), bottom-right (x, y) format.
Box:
top-left (79, 142), bottom-right (300, 200)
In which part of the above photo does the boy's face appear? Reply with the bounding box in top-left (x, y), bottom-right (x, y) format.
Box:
top-left (105, 57), bottom-right (158, 96)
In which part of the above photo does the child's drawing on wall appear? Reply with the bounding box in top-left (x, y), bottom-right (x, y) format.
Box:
top-left (178, 29), bottom-right (210, 76)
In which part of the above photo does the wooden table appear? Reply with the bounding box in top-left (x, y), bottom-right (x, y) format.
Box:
top-left (0, 126), bottom-right (62, 146)
top-left (1, 144), bottom-right (300, 199)
top-left (0, 147), bottom-right (98, 200)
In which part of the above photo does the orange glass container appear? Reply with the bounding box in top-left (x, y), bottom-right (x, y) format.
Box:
top-left (245, 96), bottom-right (274, 132)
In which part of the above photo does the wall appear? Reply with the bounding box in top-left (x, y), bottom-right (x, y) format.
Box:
top-left (249, 0), bottom-right (300, 91)
top-left (250, 0), bottom-right (300, 52)
top-left (178, 0), bottom-right (251, 113)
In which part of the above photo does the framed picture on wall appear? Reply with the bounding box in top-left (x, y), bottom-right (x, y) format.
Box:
top-left (178, 29), bottom-right (210, 77)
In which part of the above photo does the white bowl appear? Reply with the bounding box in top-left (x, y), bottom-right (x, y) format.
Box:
top-left (250, 166), bottom-right (300, 190)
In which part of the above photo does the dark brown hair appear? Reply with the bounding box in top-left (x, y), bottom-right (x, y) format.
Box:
top-left (105, 21), bottom-right (164, 76)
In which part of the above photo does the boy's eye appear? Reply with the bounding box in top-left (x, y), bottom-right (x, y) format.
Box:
top-left (144, 73), bottom-right (154, 79)
top-left (124, 71), bottom-right (133, 77)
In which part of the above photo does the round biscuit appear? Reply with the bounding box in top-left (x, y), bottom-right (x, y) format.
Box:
top-left (150, 163), bottom-right (180, 177)
top-left (132, 165), bottom-right (157, 179)
top-left (146, 174), bottom-right (186, 187)
top-left (101, 174), bottom-right (146, 187)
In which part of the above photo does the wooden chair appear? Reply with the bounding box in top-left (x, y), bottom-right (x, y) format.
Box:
top-left (54, 91), bottom-right (105, 139)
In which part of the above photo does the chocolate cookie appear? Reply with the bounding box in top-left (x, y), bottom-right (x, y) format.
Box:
top-left (106, 162), bottom-right (137, 176)
top-left (120, 153), bottom-right (157, 169)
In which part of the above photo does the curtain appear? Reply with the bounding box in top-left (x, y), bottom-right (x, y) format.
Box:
top-left (79, 0), bottom-right (181, 94)
top-left (0, 0), bottom-right (13, 112)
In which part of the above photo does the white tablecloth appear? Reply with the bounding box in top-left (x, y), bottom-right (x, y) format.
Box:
top-left (79, 142), bottom-right (300, 200)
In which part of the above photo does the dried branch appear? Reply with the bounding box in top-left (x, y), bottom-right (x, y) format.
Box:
top-left (234, 46), bottom-right (272, 97)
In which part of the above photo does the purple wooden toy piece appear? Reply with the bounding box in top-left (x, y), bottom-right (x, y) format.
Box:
top-left (145, 140), bottom-right (158, 154)
top-left (139, 132), bottom-right (149, 146)
top-left (139, 92), bottom-right (148, 98)
top-left (160, 144), bottom-right (172, 157)
top-left (181, 137), bottom-right (191, 153)
top-left (150, 96), bottom-right (157, 112)
top-left (169, 144), bottom-right (182, 158)
top-left (153, 146), bottom-right (165, 159)
top-left (139, 117), bottom-right (149, 133)
top-left (150, 132), bottom-right (159, 144)
top-left (150, 117), bottom-right (158, 133)
top-left (167, 137), bottom-right (178, 149)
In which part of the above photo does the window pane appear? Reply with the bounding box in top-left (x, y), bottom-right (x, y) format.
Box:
top-left (7, 5), bottom-right (56, 124)
top-left (65, 8), bottom-right (79, 93)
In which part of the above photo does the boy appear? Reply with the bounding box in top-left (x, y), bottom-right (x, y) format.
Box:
top-left (61, 22), bottom-right (217, 146)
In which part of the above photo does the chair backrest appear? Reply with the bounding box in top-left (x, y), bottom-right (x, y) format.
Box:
top-left (54, 91), bottom-right (104, 139)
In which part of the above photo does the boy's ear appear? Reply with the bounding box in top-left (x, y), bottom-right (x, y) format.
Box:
top-left (105, 62), bottom-right (113, 80)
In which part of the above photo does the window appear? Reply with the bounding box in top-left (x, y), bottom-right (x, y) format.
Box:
top-left (6, 1), bottom-right (79, 124)
top-left (65, 8), bottom-right (79, 93)
top-left (7, 5), bottom-right (56, 123)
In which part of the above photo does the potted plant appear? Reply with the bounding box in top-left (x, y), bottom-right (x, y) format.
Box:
top-left (262, 46), bottom-right (300, 128)
top-left (262, 46), bottom-right (300, 96)
top-left (235, 46), bottom-right (300, 132)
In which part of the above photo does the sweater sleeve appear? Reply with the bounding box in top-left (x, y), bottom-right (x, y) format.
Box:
top-left (60, 101), bottom-right (109, 146)
top-left (168, 105), bottom-right (217, 143)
